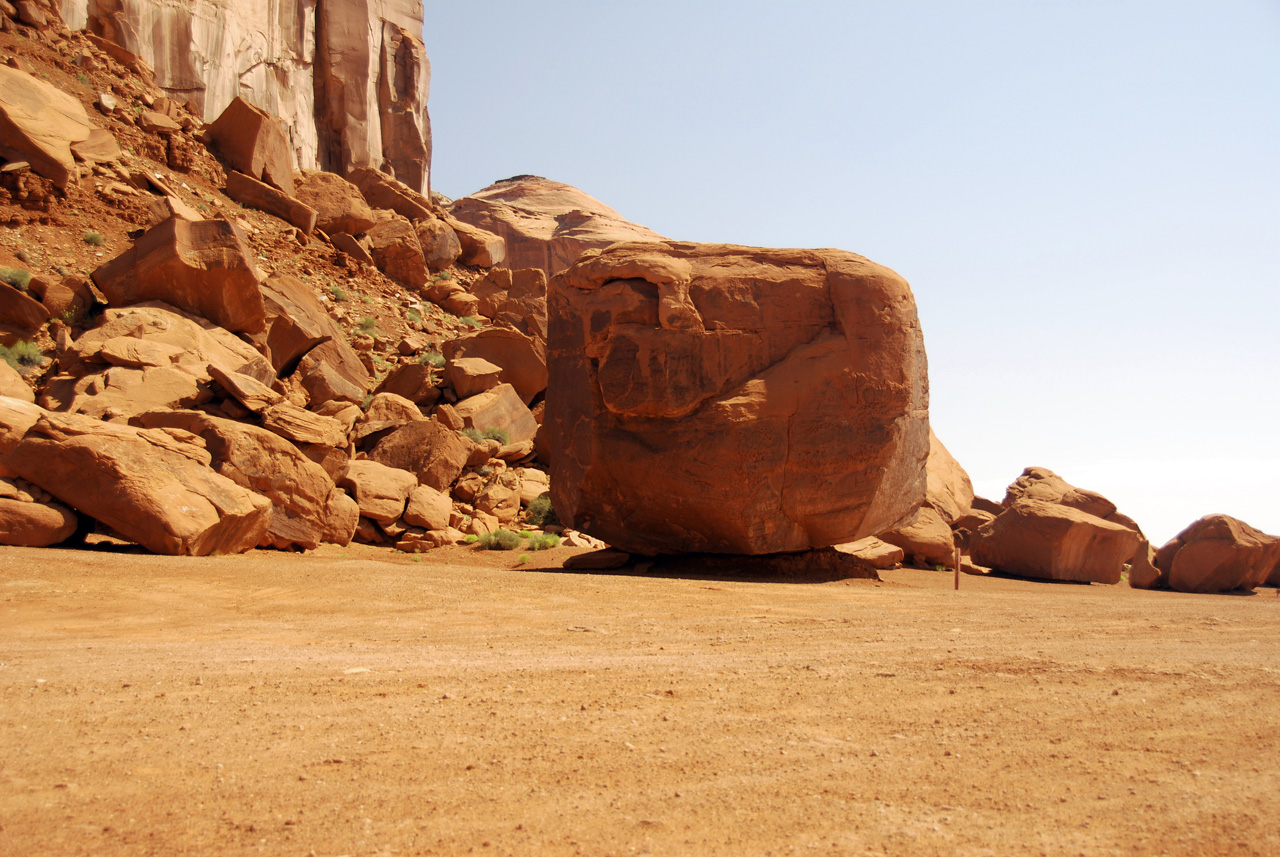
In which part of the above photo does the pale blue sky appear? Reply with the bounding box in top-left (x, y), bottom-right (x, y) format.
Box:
top-left (424, 1), bottom-right (1280, 544)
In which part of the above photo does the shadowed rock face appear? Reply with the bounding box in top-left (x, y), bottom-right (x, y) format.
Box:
top-left (60, 0), bottom-right (431, 192)
top-left (547, 241), bottom-right (929, 556)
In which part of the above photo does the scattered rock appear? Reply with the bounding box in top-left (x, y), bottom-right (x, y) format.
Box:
top-left (203, 96), bottom-right (296, 195)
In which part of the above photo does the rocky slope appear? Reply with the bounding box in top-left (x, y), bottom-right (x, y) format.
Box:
top-left (57, 0), bottom-right (432, 193)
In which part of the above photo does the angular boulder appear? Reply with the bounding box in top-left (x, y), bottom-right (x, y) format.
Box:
top-left (1004, 466), bottom-right (1136, 531)
top-left (0, 281), bottom-right (49, 335)
top-left (367, 420), bottom-right (469, 492)
top-left (137, 410), bottom-right (336, 551)
top-left (91, 217), bottom-right (267, 335)
top-left (366, 212), bottom-right (429, 290)
top-left (969, 500), bottom-right (1141, 584)
top-left (547, 241), bottom-right (929, 555)
top-left (0, 360), bottom-right (32, 402)
top-left (924, 429), bottom-right (974, 525)
top-left (443, 326), bottom-right (547, 405)
top-left (416, 217), bottom-right (462, 271)
top-left (1155, 514), bottom-right (1280, 594)
top-left (443, 215), bottom-right (506, 267)
top-left (448, 176), bottom-right (665, 276)
top-left (454, 383), bottom-right (538, 445)
top-left (0, 65), bottom-right (93, 188)
top-left (834, 537), bottom-right (904, 570)
top-left (258, 275), bottom-right (372, 405)
top-left (347, 167), bottom-right (432, 221)
top-left (338, 460), bottom-right (416, 523)
top-left (5, 408), bottom-right (271, 555)
top-left (0, 476), bottom-right (78, 547)
top-left (204, 96), bottom-right (296, 196)
top-left (878, 506), bottom-right (955, 568)
top-left (224, 171), bottom-right (317, 234)
top-left (293, 169), bottom-right (376, 235)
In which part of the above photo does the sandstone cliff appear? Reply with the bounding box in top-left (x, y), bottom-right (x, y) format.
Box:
top-left (58, 0), bottom-right (431, 192)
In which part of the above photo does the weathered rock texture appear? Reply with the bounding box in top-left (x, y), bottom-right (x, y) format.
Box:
top-left (969, 500), bottom-right (1141, 585)
top-left (59, 0), bottom-right (431, 192)
top-left (547, 241), bottom-right (929, 556)
top-left (449, 176), bottom-right (665, 276)
top-left (1155, 514), bottom-right (1280, 594)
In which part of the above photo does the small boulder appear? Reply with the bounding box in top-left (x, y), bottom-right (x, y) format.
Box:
top-left (453, 383), bottom-right (538, 444)
top-left (347, 167), bottom-right (432, 222)
top-left (0, 65), bottom-right (93, 188)
top-left (0, 360), bottom-right (32, 402)
top-left (444, 356), bottom-right (502, 399)
top-left (224, 171), bottom-right (317, 234)
top-left (416, 217), bottom-right (462, 271)
top-left (367, 420), bottom-right (469, 492)
top-left (403, 484), bottom-right (452, 530)
top-left (834, 537), bottom-right (904, 570)
top-left (443, 326), bottom-right (547, 405)
top-left (879, 506), bottom-right (955, 569)
top-left (444, 215), bottom-right (506, 267)
top-left (338, 459), bottom-right (417, 523)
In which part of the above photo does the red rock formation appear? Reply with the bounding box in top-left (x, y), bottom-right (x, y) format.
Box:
top-left (547, 241), bottom-right (929, 556)
top-left (969, 500), bottom-right (1141, 584)
top-left (449, 176), bottom-right (664, 276)
top-left (1155, 514), bottom-right (1280, 593)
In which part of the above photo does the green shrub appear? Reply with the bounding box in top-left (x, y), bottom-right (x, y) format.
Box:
top-left (360, 295), bottom-right (373, 304)
top-left (526, 493), bottom-right (555, 527)
top-left (529, 533), bottom-right (560, 551)
top-left (459, 316), bottom-right (480, 329)
top-left (482, 427), bottom-right (510, 445)
top-left (0, 268), bottom-right (32, 291)
top-left (328, 283), bottom-right (348, 302)
top-left (407, 307), bottom-right (423, 324)
top-left (434, 271), bottom-right (452, 281)
top-left (418, 350), bottom-right (445, 368)
top-left (83, 230), bottom-right (105, 247)
top-left (517, 553), bottom-right (530, 565)
top-left (358, 315), bottom-right (376, 333)
top-left (461, 427), bottom-right (483, 443)
top-left (478, 529), bottom-right (521, 551)
top-left (0, 340), bottom-right (43, 374)
top-left (76, 72), bottom-right (91, 87)
top-left (463, 533), bottom-right (478, 544)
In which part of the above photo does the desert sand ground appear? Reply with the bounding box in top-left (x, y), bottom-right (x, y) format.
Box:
top-left (2, 542), bottom-right (1278, 856)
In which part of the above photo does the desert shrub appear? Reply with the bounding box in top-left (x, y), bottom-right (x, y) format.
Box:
top-left (360, 295), bottom-right (373, 304)
top-left (407, 307), bottom-right (423, 324)
top-left (517, 553), bottom-right (530, 565)
top-left (418, 350), bottom-right (445, 368)
top-left (526, 493), bottom-right (556, 527)
top-left (358, 315), bottom-right (376, 333)
top-left (83, 230), bottom-right (105, 246)
top-left (328, 283), bottom-right (348, 302)
top-left (478, 529), bottom-right (521, 551)
top-left (0, 340), bottom-right (43, 373)
top-left (0, 267), bottom-right (32, 290)
top-left (529, 533), bottom-right (560, 551)
top-left (76, 72), bottom-right (91, 86)
top-left (482, 427), bottom-right (510, 445)
top-left (463, 533), bottom-right (478, 544)
top-left (461, 427), bottom-right (483, 443)
top-left (459, 316), bottom-right (480, 329)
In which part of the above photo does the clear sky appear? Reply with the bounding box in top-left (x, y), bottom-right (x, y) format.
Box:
top-left (423, 1), bottom-right (1280, 545)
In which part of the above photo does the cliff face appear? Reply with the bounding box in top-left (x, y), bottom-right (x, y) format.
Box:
top-left (58, 0), bottom-right (431, 193)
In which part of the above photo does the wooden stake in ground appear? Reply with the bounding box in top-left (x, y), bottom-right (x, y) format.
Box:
top-left (954, 544), bottom-right (961, 590)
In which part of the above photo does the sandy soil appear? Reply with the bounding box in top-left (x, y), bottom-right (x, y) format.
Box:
top-left (2, 543), bottom-right (1278, 856)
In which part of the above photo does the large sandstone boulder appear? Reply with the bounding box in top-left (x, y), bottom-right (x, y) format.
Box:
top-left (969, 500), bottom-right (1141, 584)
top-left (1155, 515), bottom-right (1280, 594)
top-left (347, 166), bottom-right (432, 221)
top-left (878, 506), bottom-right (955, 568)
top-left (366, 212), bottom-right (429, 290)
top-left (547, 241), bottom-right (929, 556)
top-left (449, 176), bottom-right (665, 276)
top-left (137, 410), bottom-right (336, 551)
top-left (0, 65), bottom-right (94, 188)
top-left (223, 171), bottom-right (317, 234)
top-left (205, 97), bottom-right (297, 195)
top-left (924, 430), bottom-right (974, 524)
top-left (293, 169), bottom-right (376, 235)
top-left (454, 383), bottom-right (538, 444)
top-left (367, 420), bottom-right (469, 492)
top-left (3, 406), bottom-right (270, 555)
top-left (92, 217), bottom-right (267, 335)
top-left (0, 360), bottom-right (32, 402)
top-left (0, 476), bottom-right (78, 547)
top-left (1004, 466), bottom-right (1139, 532)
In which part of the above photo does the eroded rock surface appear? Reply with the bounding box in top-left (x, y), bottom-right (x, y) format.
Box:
top-left (1155, 514), bottom-right (1280, 593)
top-left (547, 241), bottom-right (929, 556)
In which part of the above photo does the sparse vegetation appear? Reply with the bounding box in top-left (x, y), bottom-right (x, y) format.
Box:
top-left (524, 493), bottom-right (555, 526)
top-left (418, 350), bottom-right (445, 368)
top-left (433, 271), bottom-right (452, 281)
top-left (516, 553), bottom-right (530, 565)
top-left (463, 534), bottom-right (479, 544)
top-left (0, 267), bottom-right (32, 290)
top-left (360, 295), bottom-right (373, 304)
top-left (482, 427), bottom-right (510, 445)
top-left (526, 493), bottom-right (555, 527)
top-left (461, 427), bottom-right (483, 443)
top-left (328, 283), bottom-right (348, 302)
top-left (83, 230), bottom-right (105, 247)
top-left (0, 340), bottom-right (43, 374)
top-left (478, 529), bottom-right (521, 551)
top-left (76, 72), bottom-right (91, 86)
top-left (358, 315), bottom-right (376, 333)
top-left (529, 533), bottom-right (560, 551)
top-left (407, 307), bottom-right (422, 324)
top-left (459, 316), bottom-right (481, 329)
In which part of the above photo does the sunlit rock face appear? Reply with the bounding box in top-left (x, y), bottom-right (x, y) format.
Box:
top-left (58, 0), bottom-right (431, 192)
top-left (547, 240), bottom-right (930, 557)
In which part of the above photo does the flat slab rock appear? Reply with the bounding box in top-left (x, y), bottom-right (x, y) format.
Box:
top-left (546, 240), bottom-right (929, 556)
